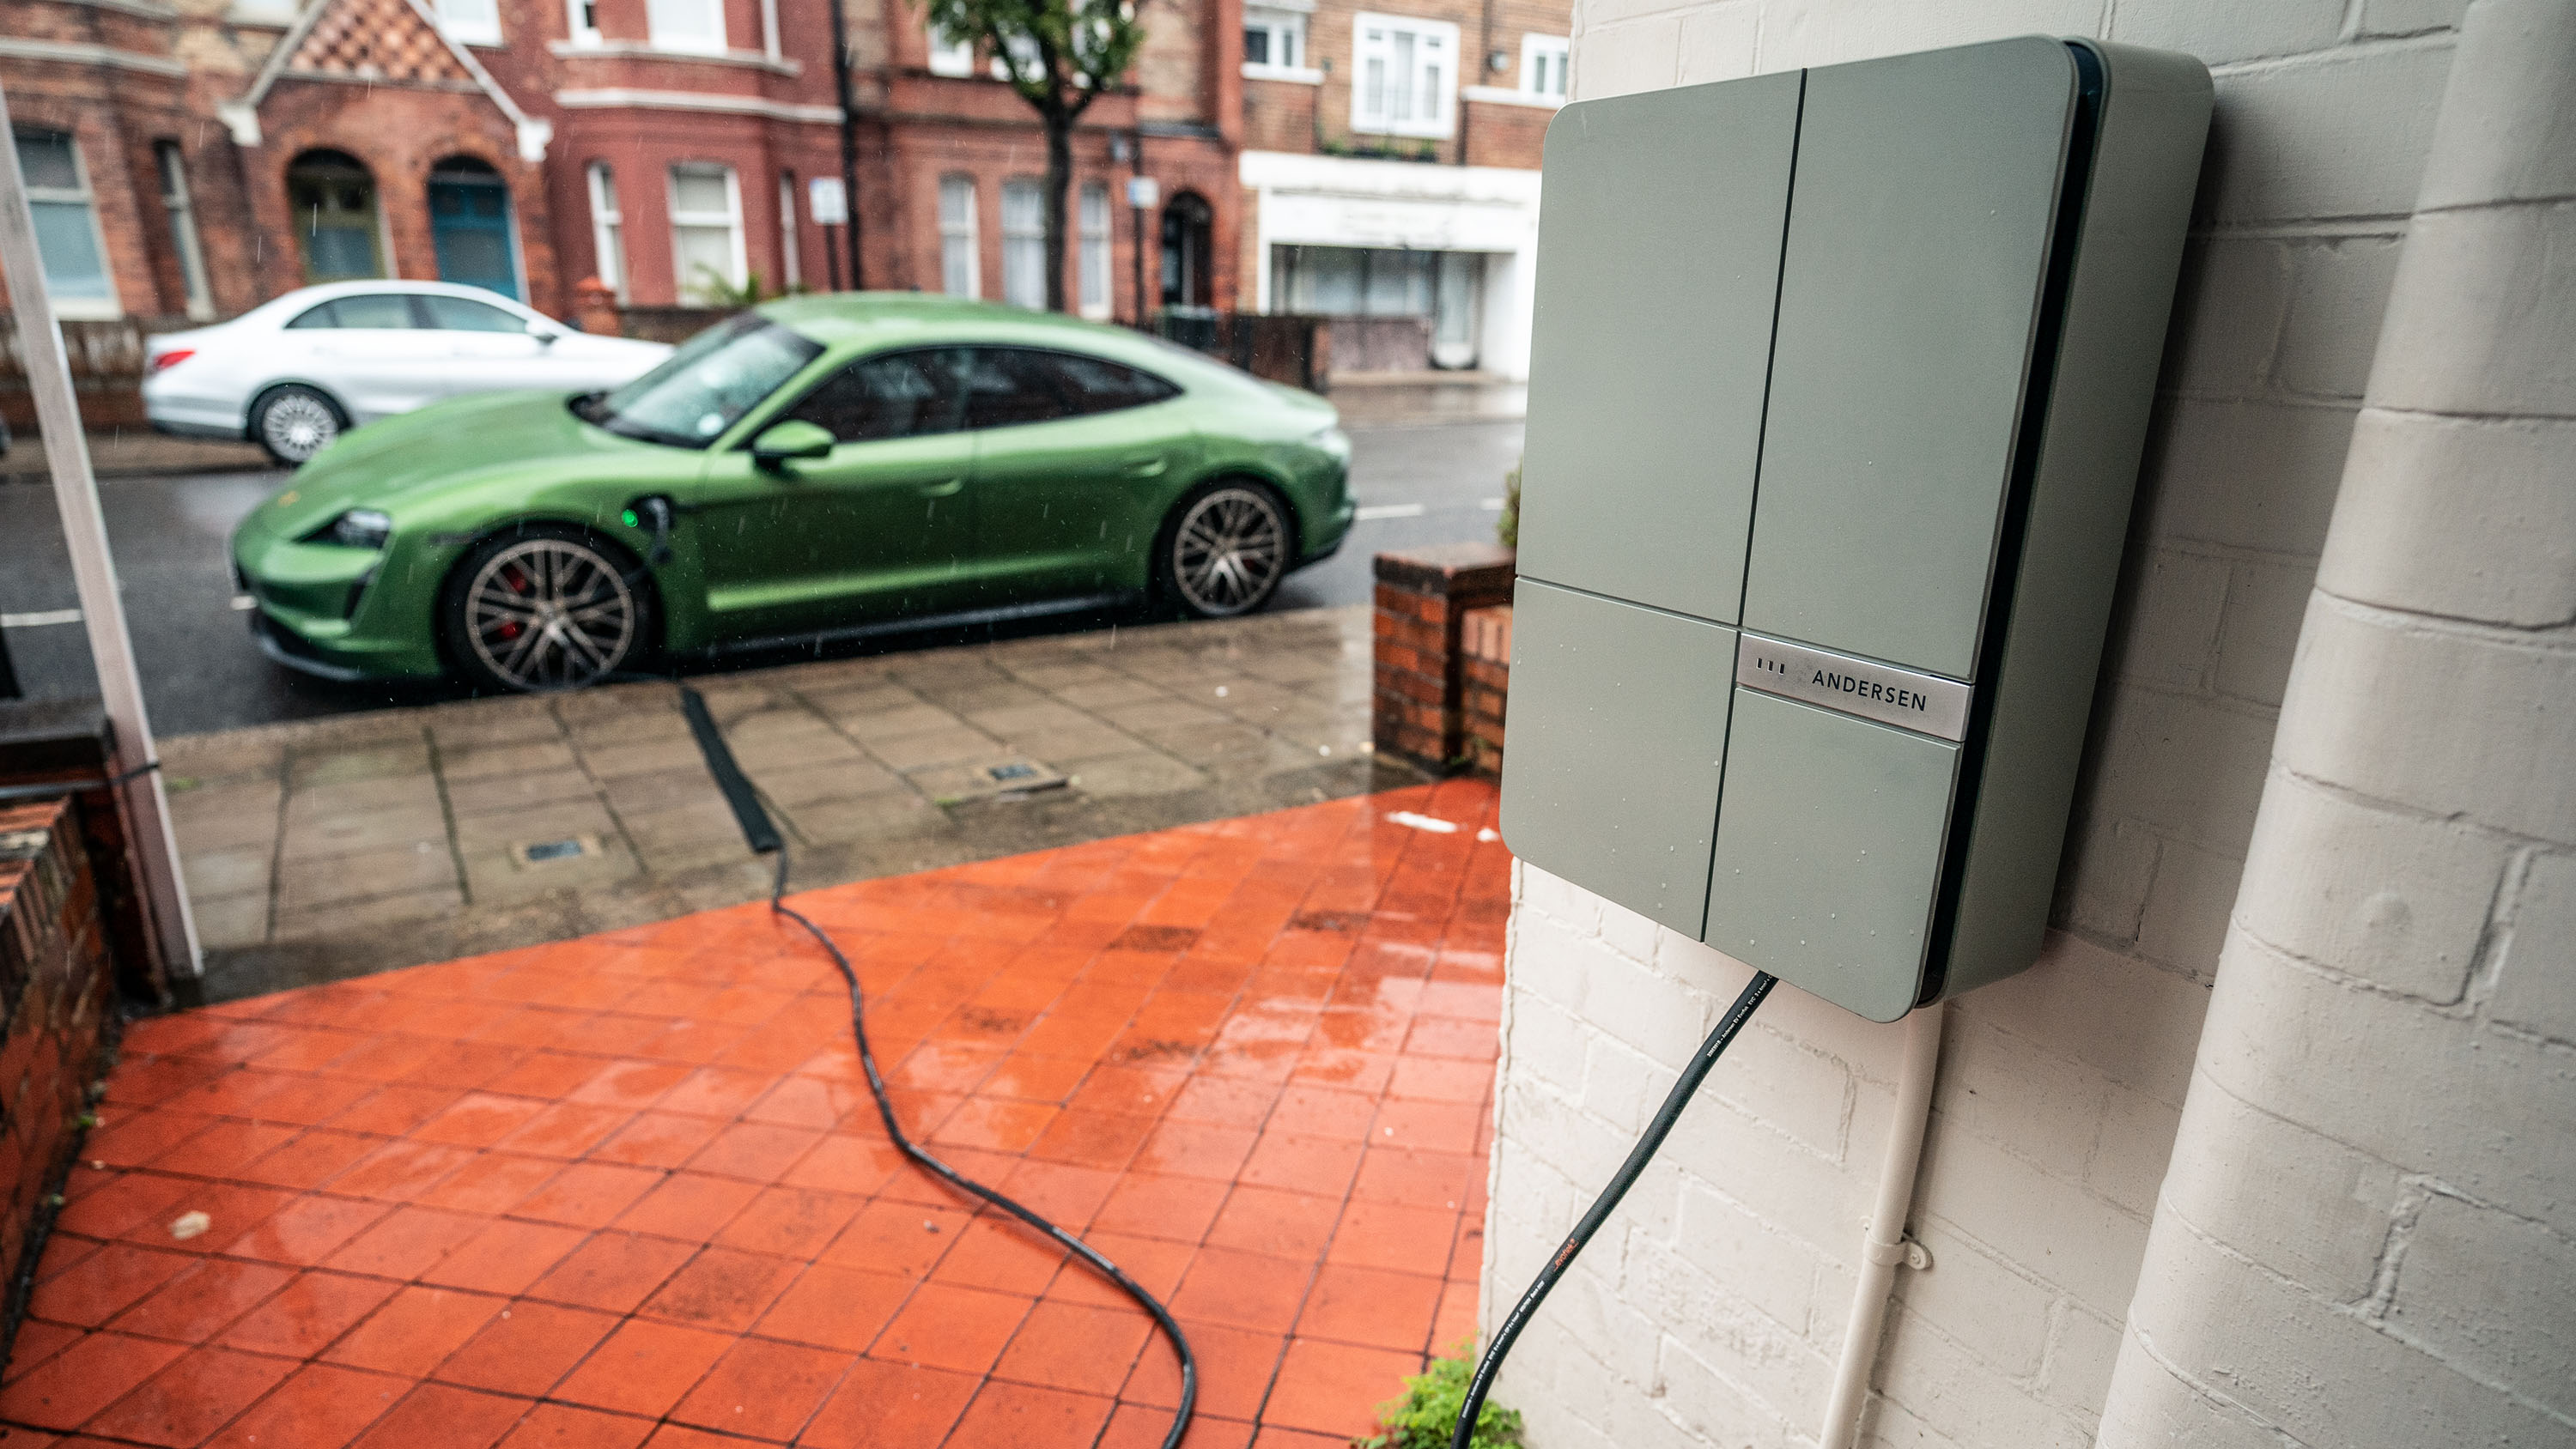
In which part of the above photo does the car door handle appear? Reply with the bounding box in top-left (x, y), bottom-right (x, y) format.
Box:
top-left (1123, 457), bottom-right (1168, 478)
top-left (918, 476), bottom-right (964, 497)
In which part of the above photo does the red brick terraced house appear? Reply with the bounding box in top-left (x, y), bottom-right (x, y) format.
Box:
top-left (0, 0), bottom-right (1245, 341)
top-left (1, 0), bottom-right (1558, 392)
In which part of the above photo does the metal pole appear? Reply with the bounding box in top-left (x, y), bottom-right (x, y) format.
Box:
top-left (0, 79), bottom-right (204, 979)
top-left (828, 2), bottom-right (864, 289)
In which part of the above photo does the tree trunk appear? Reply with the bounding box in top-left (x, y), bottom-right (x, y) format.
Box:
top-left (1042, 112), bottom-right (1073, 312)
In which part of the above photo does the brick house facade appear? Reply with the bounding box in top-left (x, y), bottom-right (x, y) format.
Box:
top-left (1234, 0), bottom-right (1567, 377)
top-left (1, 0), bottom-right (1242, 346)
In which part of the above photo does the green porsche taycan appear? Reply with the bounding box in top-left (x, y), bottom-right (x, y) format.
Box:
top-left (231, 294), bottom-right (1354, 692)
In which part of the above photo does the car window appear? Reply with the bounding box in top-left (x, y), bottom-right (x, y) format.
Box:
top-left (325, 294), bottom-right (417, 330)
top-left (284, 303), bottom-right (338, 330)
top-left (787, 349), bottom-right (969, 444)
top-left (575, 312), bottom-right (823, 449)
top-left (1042, 351), bottom-right (1181, 414)
top-left (419, 295), bottom-right (529, 333)
top-left (962, 349), bottom-right (1075, 430)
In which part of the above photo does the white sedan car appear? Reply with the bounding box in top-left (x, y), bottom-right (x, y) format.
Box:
top-left (144, 281), bottom-right (672, 465)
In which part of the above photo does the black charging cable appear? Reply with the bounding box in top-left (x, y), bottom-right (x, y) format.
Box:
top-left (1449, 970), bottom-right (1777, 1449)
top-left (676, 683), bottom-right (1200, 1448)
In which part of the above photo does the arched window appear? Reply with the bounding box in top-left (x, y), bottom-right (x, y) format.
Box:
top-left (428, 155), bottom-right (520, 300)
top-left (1159, 190), bottom-right (1214, 312)
top-left (287, 149), bottom-right (385, 283)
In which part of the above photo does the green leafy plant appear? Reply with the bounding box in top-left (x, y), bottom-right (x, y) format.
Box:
top-left (691, 265), bottom-right (771, 309)
top-left (1353, 1343), bottom-right (1524, 1449)
top-left (1497, 456), bottom-right (1521, 549)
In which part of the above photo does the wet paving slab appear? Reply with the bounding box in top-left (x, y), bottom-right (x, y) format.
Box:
top-left (160, 606), bottom-right (1424, 1003)
top-left (4, 779), bottom-right (1506, 1448)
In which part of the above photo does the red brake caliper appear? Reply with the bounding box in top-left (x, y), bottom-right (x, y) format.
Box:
top-left (495, 562), bottom-right (531, 640)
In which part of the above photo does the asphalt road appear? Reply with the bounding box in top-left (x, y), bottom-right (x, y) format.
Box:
top-left (0, 415), bottom-right (1522, 737)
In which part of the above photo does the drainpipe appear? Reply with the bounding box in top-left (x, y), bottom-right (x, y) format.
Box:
top-left (829, 0), bottom-right (865, 288)
top-left (1820, 1003), bottom-right (1943, 1448)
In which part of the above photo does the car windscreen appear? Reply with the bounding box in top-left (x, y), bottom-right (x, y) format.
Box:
top-left (576, 312), bottom-right (823, 448)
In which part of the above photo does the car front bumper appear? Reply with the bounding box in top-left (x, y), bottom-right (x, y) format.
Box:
top-left (234, 528), bottom-right (449, 682)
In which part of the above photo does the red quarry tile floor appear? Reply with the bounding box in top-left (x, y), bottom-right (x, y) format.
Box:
top-left (5, 781), bottom-right (1506, 1449)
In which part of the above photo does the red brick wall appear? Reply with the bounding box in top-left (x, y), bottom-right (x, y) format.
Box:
top-left (1460, 603), bottom-right (1511, 775)
top-left (1262, 0), bottom-right (1570, 164)
top-left (1462, 97), bottom-right (1551, 171)
top-left (1373, 543), bottom-right (1516, 773)
top-left (0, 798), bottom-right (122, 1351)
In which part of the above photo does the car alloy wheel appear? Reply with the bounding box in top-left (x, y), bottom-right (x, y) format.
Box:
top-left (460, 537), bottom-right (639, 691)
top-left (256, 386), bottom-right (341, 465)
top-left (1169, 484), bottom-right (1289, 617)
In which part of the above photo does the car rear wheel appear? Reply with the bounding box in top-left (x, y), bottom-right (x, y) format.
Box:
top-left (1160, 481), bottom-right (1291, 619)
top-left (443, 528), bottom-right (649, 693)
top-left (252, 385), bottom-right (344, 466)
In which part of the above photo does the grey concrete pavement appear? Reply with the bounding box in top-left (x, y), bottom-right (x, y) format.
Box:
top-left (163, 603), bottom-right (1416, 1001)
top-left (0, 426), bottom-right (270, 483)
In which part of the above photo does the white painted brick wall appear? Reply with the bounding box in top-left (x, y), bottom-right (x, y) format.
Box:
top-left (1469, 1), bottom-right (2576, 1446)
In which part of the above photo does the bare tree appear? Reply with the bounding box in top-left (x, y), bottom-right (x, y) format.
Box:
top-left (918, 0), bottom-right (1148, 312)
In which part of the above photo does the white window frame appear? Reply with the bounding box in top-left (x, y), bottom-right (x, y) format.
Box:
top-left (434, 0), bottom-right (503, 45)
top-left (668, 162), bottom-right (746, 299)
top-left (1521, 33), bottom-right (1568, 99)
top-left (1352, 12), bottom-right (1458, 139)
top-left (647, 0), bottom-right (726, 54)
top-left (1242, 5), bottom-right (1309, 76)
top-left (1078, 179), bottom-right (1110, 318)
top-left (563, 0), bottom-right (603, 45)
top-left (999, 177), bottom-right (1044, 309)
top-left (14, 127), bottom-right (121, 319)
top-left (938, 173), bottom-right (980, 298)
top-left (927, 21), bottom-right (975, 76)
top-left (587, 161), bottom-right (627, 300)
top-left (154, 140), bottom-right (213, 321)
top-left (776, 170), bottom-right (800, 289)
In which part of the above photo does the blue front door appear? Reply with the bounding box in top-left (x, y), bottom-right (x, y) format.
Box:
top-left (428, 175), bottom-right (518, 300)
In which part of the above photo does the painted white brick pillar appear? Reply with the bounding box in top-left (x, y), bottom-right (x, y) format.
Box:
top-left (2100, 2), bottom-right (2576, 1443)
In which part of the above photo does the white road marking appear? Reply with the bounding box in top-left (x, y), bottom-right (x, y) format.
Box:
top-left (1, 608), bottom-right (83, 628)
top-left (1387, 810), bottom-right (1461, 834)
top-left (231, 595), bottom-right (258, 611)
top-left (1354, 503), bottom-right (1428, 521)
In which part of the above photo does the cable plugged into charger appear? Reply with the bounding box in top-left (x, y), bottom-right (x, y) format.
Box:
top-left (677, 682), bottom-right (1200, 1449)
top-left (1449, 970), bottom-right (1777, 1448)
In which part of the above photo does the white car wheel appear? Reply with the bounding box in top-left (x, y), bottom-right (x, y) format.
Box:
top-left (254, 385), bottom-right (343, 466)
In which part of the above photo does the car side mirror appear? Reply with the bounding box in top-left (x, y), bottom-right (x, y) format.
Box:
top-left (751, 419), bottom-right (835, 471)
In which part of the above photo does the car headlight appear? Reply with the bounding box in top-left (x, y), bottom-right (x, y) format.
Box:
top-left (1309, 423), bottom-right (1352, 460)
top-left (316, 508), bottom-right (393, 549)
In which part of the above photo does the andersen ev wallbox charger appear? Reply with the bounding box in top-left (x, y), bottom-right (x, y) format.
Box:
top-left (1458, 34), bottom-right (2212, 1446)
top-left (1504, 35), bottom-right (2212, 1022)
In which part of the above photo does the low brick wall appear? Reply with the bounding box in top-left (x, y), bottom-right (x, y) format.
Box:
top-left (0, 313), bottom-right (196, 433)
top-left (1461, 603), bottom-right (1512, 774)
top-left (1373, 543), bottom-right (1515, 773)
top-left (0, 797), bottom-right (118, 1345)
